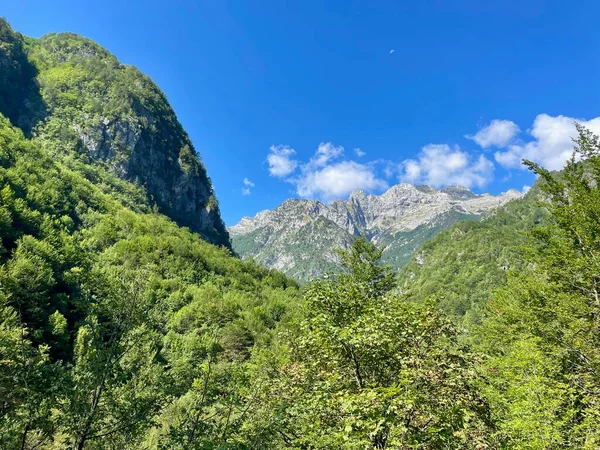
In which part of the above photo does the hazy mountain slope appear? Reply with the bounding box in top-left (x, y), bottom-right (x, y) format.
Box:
top-left (0, 18), bottom-right (229, 246)
top-left (230, 184), bottom-right (522, 282)
top-left (377, 208), bottom-right (481, 268)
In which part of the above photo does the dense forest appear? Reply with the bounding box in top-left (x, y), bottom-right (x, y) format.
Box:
top-left (2, 18), bottom-right (600, 449)
top-left (397, 186), bottom-right (548, 329)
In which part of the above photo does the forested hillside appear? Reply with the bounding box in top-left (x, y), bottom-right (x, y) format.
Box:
top-left (0, 18), bottom-right (229, 246)
top-left (0, 90), bottom-right (492, 448)
top-left (398, 187), bottom-right (548, 328)
top-left (395, 128), bottom-right (600, 446)
top-left (0, 19), bottom-right (302, 448)
top-left (0, 114), bottom-right (301, 448)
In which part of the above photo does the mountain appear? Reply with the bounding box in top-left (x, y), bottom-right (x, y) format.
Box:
top-left (229, 183), bottom-right (523, 282)
top-left (396, 186), bottom-right (548, 327)
top-left (0, 18), bottom-right (229, 247)
top-left (0, 109), bottom-right (302, 449)
top-left (0, 19), bottom-right (300, 448)
top-left (3, 16), bottom-right (599, 448)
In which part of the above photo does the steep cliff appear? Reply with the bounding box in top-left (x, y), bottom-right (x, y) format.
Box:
top-left (0, 18), bottom-right (229, 247)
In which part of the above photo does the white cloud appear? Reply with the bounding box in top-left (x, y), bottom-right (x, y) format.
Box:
top-left (494, 114), bottom-right (600, 170)
top-left (267, 145), bottom-right (298, 177)
top-left (268, 139), bottom-right (494, 201)
top-left (267, 142), bottom-right (387, 202)
top-left (308, 142), bottom-right (344, 169)
top-left (522, 185), bottom-right (531, 194)
top-left (381, 160), bottom-right (399, 179)
top-left (467, 119), bottom-right (520, 148)
top-left (265, 113), bottom-right (600, 203)
top-left (403, 160), bottom-right (421, 181)
top-left (400, 144), bottom-right (494, 189)
top-left (296, 161), bottom-right (388, 202)
top-left (241, 177), bottom-right (254, 195)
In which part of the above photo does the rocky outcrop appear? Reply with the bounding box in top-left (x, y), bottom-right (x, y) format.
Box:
top-left (229, 184), bottom-right (522, 282)
top-left (0, 20), bottom-right (230, 247)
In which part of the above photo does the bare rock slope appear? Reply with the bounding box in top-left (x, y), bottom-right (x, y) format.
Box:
top-left (229, 184), bottom-right (522, 282)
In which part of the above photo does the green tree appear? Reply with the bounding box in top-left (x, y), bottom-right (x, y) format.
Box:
top-left (264, 239), bottom-right (492, 449)
top-left (479, 125), bottom-right (600, 448)
top-left (59, 267), bottom-right (164, 450)
top-left (0, 295), bottom-right (60, 450)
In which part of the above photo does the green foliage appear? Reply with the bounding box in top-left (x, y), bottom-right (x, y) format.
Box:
top-left (0, 114), bottom-right (299, 448)
top-left (178, 144), bottom-right (200, 176)
top-left (477, 125), bottom-right (600, 448)
top-left (0, 294), bottom-right (57, 450)
top-left (0, 18), bottom-right (47, 134)
top-left (257, 239), bottom-right (493, 448)
top-left (398, 192), bottom-right (547, 328)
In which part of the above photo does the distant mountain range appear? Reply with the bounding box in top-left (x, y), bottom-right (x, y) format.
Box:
top-left (229, 184), bottom-right (523, 282)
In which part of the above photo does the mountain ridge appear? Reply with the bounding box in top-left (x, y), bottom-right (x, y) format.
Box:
top-left (0, 19), bottom-right (230, 247)
top-left (230, 183), bottom-right (522, 281)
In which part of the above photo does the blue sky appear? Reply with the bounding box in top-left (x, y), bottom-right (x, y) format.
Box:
top-left (4, 1), bottom-right (600, 224)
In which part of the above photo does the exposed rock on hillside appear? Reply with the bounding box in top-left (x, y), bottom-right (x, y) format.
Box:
top-left (230, 184), bottom-right (522, 281)
top-left (0, 19), bottom-right (229, 247)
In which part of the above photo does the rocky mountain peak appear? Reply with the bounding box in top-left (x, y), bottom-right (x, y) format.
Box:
top-left (229, 183), bottom-right (523, 282)
top-left (441, 185), bottom-right (478, 200)
top-left (348, 189), bottom-right (367, 200)
top-left (504, 188), bottom-right (523, 198)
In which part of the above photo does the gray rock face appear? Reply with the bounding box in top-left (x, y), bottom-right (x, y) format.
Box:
top-left (0, 21), bottom-right (230, 248)
top-left (229, 184), bottom-right (522, 282)
top-left (68, 105), bottom-right (224, 246)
